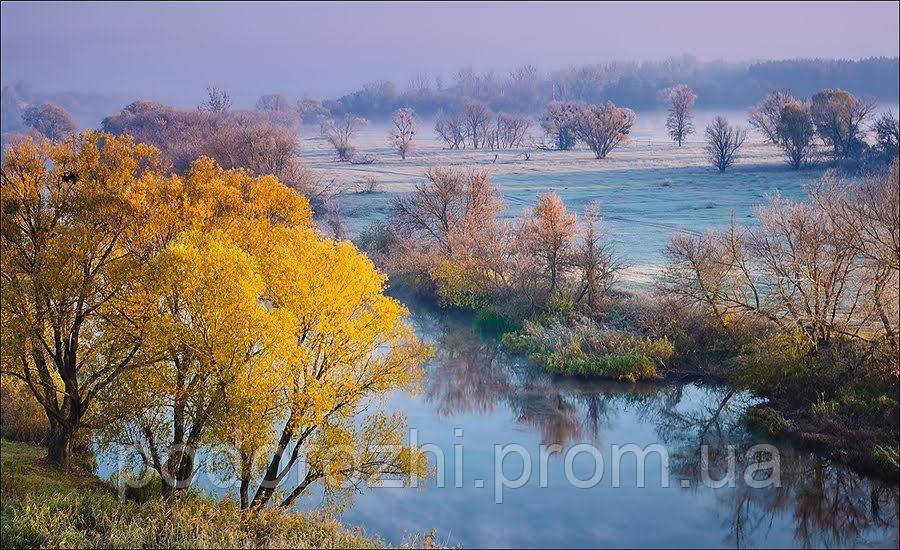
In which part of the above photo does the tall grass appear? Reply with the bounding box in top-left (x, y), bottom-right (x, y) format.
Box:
top-left (2, 492), bottom-right (388, 549)
top-left (504, 316), bottom-right (674, 382)
top-left (0, 440), bottom-right (442, 549)
top-left (0, 376), bottom-right (49, 445)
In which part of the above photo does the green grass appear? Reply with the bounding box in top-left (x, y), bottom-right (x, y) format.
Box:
top-left (0, 439), bottom-right (437, 549)
top-left (502, 317), bottom-right (674, 382)
top-left (539, 352), bottom-right (662, 382)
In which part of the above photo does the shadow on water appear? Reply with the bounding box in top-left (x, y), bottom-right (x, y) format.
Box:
top-left (337, 300), bottom-right (899, 548)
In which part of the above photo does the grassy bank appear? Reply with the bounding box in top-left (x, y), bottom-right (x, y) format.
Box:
top-left (0, 440), bottom-right (433, 549)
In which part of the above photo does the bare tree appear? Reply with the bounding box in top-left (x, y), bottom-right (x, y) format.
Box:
top-left (662, 84), bottom-right (697, 146)
top-left (872, 111), bottom-right (899, 162)
top-left (459, 99), bottom-right (493, 149)
top-left (256, 93), bottom-right (290, 112)
top-left (22, 103), bottom-right (76, 141)
top-left (705, 116), bottom-right (746, 171)
top-left (495, 113), bottom-right (532, 148)
top-left (388, 107), bottom-right (417, 159)
top-left (748, 90), bottom-right (795, 144)
top-left (818, 160), bottom-right (899, 350)
top-left (540, 101), bottom-right (582, 150)
top-left (391, 167), bottom-right (503, 258)
top-left (434, 109), bottom-right (466, 150)
top-left (320, 114), bottom-right (368, 162)
top-left (661, 230), bottom-right (733, 330)
top-left (749, 92), bottom-right (815, 169)
top-left (810, 88), bottom-right (876, 160)
top-left (571, 101), bottom-right (635, 159)
top-left (661, 163), bottom-right (900, 353)
top-left (575, 203), bottom-right (621, 309)
top-left (201, 86), bottom-right (231, 113)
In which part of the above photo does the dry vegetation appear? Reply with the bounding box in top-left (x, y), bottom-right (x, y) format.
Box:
top-left (0, 440), bottom-right (440, 549)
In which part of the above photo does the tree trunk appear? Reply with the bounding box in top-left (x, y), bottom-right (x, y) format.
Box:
top-left (240, 476), bottom-right (250, 510)
top-left (46, 420), bottom-right (74, 466)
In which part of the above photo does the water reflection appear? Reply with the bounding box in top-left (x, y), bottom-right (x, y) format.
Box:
top-left (350, 303), bottom-right (899, 548)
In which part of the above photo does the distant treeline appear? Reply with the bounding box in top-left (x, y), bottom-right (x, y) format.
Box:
top-left (1, 80), bottom-right (125, 132)
top-left (2, 56), bottom-right (897, 136)
top-left (321, 56), bottom-right (899, 119)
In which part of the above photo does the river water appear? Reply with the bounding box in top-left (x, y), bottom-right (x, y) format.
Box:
top-left (327, 302), bottom-right (899, 549)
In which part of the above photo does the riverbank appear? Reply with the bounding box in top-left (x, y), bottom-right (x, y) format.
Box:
top-left (392, 285), bottom-right (900, 484)
top-left (746, 401), bottom-right (900, 481)
top-left (507, 314), bottom-right (898, 482)
top-left (0, 440), bottom-right (433, 549)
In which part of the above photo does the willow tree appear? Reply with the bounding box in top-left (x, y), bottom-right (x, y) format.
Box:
top-left (0, 132), bottom-right (160, 464)
top-left (99, 157), bottom-right (430, 505)
top-left (248, 224), bottom-right (431, 509)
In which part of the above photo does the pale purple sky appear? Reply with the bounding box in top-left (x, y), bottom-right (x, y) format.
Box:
top-left (2, 1), bottom-right (898, 106)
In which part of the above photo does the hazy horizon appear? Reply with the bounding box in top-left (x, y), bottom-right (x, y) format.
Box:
top-left (2, 1), bottom-right (899, 108)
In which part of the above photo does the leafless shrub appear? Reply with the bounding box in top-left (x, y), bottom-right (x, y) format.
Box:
top-left (322, 198), bottom-right (347, 240)
top-left (101, 101), bottom-right (302, 173)
top-left (351, 175), bottom-right (380, 194)
top-left (320, 114), bottom-right (368, 162)
top-left (350, 154), bottom-right (375, 165)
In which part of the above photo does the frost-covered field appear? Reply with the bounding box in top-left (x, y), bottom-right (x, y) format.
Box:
top-left (305, 108), bottom-right (890, 284)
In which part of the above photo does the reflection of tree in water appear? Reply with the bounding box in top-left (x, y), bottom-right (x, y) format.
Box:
top-left (635, 384), bottom-right (899, 549)
top-left (416, 306), bottom-right (898, 548)
top-left (423, 321), bottom-right (513, 417)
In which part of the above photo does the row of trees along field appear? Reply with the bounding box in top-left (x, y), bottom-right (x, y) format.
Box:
top-left (313, 84), bottom-right (897, 171)
top-left (0, 132), bottom-right (432, 508)
top-left (8, 83), bottom-right (898, 175)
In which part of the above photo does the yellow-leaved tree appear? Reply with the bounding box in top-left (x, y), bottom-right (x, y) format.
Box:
top-left (247, 225), bottom-right (431, 509)
top-left (1, 132), bottom-right (160, 465)
top-left (3, 133), bottom-right (431, 508)
top-left (97, 154), bottom-right (430, 505)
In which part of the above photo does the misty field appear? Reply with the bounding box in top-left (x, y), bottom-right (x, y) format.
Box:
top-left (315, 109), bottom-right (853, 283)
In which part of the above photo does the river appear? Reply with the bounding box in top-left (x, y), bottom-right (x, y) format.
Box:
top-left (325, 301), bottom-right (899, 548)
